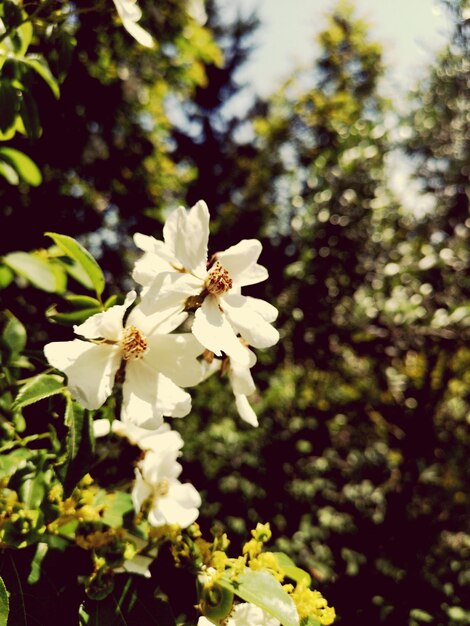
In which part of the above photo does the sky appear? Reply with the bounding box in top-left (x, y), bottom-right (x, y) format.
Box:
top-left (216, 0), bottom-right (454, 214)
top-left (219, 0), bottom-right (453, 101)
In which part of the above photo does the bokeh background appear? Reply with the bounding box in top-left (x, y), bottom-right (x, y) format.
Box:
top-left (1, 1), bottom-right (469, 624)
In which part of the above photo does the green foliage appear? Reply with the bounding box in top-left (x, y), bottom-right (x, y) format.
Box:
top-left (0, 577), bottom-right (8, 626)
top-left (219, 569), bottom-right (300, 626)
top-left (45, 233), bottom-right (106, 299)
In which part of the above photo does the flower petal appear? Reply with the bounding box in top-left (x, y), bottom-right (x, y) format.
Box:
top-left (229, 350), bottom-right (256, 396)
top-left (192, 296), bottom-right (250, 366)
top-left (133, 233), bottom-right (181, 284)
top-left (163, 200), bottom-right (209, 276)
top-left (138, 272), bottom-right (202, 318)
top-left (234, 394), bottom-right (259, 427)
top-left (243, 296), bottom-right (279, 323)
top-left (216, 239), bottom-right (268, 287)
top-left (143, 333), bottom-right (204, 387)
top-left (122, 360), bottom-right (192, 425)
top-left (121, 18), bottom-right (154, 48)
top-left (74, 291), bottom-right (136, 341)
top-left (155, 482), bottom-right (201, 527)
top-left (222, 294), bottom-right (280, 350)
top-left (44, 340), bottom-right (121, 409)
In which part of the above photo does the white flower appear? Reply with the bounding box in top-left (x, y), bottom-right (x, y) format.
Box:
top-left (197, 603), bottom-right (280, 626)
top-left (134, 200), bottom-right (279, 367)
top-left (226, 603), bottom-right (281, 626)
top-left (93, 419), bottom-right (186, 453)
top-left (132, 438), bottom-right (201, 528)
top-left (44, 291), bottom-right (203, 428)
top-left (112, 0), bottom-right (154, 48)
top-left (201, 343), bottom-right (259, 427)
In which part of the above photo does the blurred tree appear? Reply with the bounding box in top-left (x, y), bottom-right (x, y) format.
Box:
top-left (179, 2), bottom-right (470, 625)
top-left (170, 0), bottom-right (262, 249)
top-left (0, 0), bottom-right (221, 336)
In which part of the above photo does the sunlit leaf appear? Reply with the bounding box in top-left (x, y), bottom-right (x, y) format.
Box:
top-left (21, 55), bottom-right (60, 98)
top-left (219, 569), bottom-right (299, 626)
top-left (45, 233), bottom-right (105, 298)
top-left (14, 374), bottom-right (65, 409)
top-left (0, 147), bottom-right (42, 186)
top-left (0, 160), bottom-right (18, 184)
top-left (272, 552), bottom-right (311, 586)
top-left (3, 251), bottom-right (66, 293)
top-left (0, 265), bottom-right (14, 288)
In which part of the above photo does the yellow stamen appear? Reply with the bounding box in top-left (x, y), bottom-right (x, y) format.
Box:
top-left (205, 262), bottom-right (233, 296)
top-left (120, 325), bottom-right (148, 360)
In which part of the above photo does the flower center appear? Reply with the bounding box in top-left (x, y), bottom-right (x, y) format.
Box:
top-left (120, 325), bottom-right (148, 361)
top-left (205, 262), bottom-right (232, 296)
top-left (154, 478), bottom-right (170, 498)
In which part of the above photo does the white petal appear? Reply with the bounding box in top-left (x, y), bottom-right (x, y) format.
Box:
top-left (227, 603), bottom-right (280, 626)
top-left (138, 272), bottom-right (202, 319)
top-left (132, 468), bottom-right (152, 512)
top-left (198, 618), bottom-right (216, 626)
top-left (144, 334), bottom-right (204, 387)
top-left (122, 360), bottom-right (192, 424)
top-left (44, 340), bottom-right (120, 409)
top-left (216, 239), bottom-right (268, 287)
top-left (113, 0), bottom-right (141, 22)
top-left (112, 0), bottom-right (154, 48)
top-left (74, 291), bottom-right (136, 341)
top-left (133, 234), bottom-right (180, 285)
top-left (121, 18), bottom-right (154, 48)
top-left (163, 200), bottom-right (209, 275)
top-left (244, 296), bottom-right (279, 323)
top-left (93, 418), bottom-right (112, 438)
top-left (192, 297), bottom-right (250, 366)
top-left (229, 350), bottom-right (256, 396)
top-left (155, 482), bottom-right (201, 527)
top-left (120, 555), bottom-right (152, 578)
top-left (222, 295), bottom-right (280, 350)
top-left (234, 395), bottom-right (259, 427)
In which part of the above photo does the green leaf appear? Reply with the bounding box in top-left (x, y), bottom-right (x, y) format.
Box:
top-left (0, 265), bottom-right (14, 288)
top-left (3, 251), bottom-right (66, 293)
top-left (45, 233), bottom-right (105, 298)
top-left (0, 576), bottom-right (8, 626)
top-left (272, 552), bottom-right (311, 586)
top-left (0, 80), bottom-right (20, 132)
top-left (46, 304), bottom-right (102, 326)
top-left (95, 491), bottom-right (134, 528)
top-left (64, 396), bottom-right (85, 455)
top-left (27, 543), bottom-right (48, 585)
top-left (219, 569), bottom-right (299, 626)
top-left (18, 88), bottom-right (42, 139)
top-left (45, 294), bottom-right (103, 326)
top-left (2, 311), bottom-right (26, 354)
top-left (61, 404), bottom-right (95, 492)
top-left (21, 55), bottom-right (60, 99)
top-left (0, 449), bottom-right (31, 480)
top-left (15, 455), bottom-right (54, 510)
top-left (0, 159), bottom-right (18, 184)
top-left (0, 147), bottom-right (42, 186)
top-left (14, 374), bottom-right (65, 409)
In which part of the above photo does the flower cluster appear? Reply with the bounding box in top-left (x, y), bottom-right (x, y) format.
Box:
top-left (42, 200), bottom-right (336, 624)
top-left (44, 200), bottom-right (278, 529)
